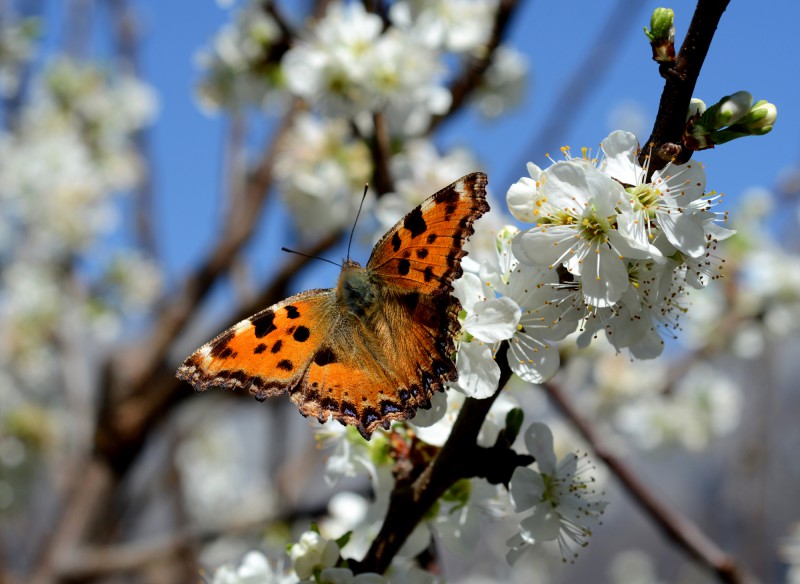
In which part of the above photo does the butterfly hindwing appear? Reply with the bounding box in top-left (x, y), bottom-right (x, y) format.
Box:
top-left (293, 290), bottom-right (461, 437)
top-left (177, 290), bottom-right (335, 400)
top-left (367, 172), bottom-right (489, 295)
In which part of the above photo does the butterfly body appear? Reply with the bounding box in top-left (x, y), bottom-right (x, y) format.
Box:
top-left (177, 172), bottom-right (489, 438)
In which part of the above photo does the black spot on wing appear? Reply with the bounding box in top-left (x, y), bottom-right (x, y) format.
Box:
top-left (391, 231), bottom-right (402, 252)
top-left (293, 326), bottom-right (310, 342)
top-left (423, 266), bottom-right (435, 282)
top-left (341, 401), bottom-right (358, 419)
top-left (427, 233), bottom-right (437, 244)
top-left (254, 343), bottom-right (267, 354)
top-left (416, 248), bottom-right (428, 259)
top-left (277, 359), bottom-right (293, 371)
top-left (361, 407), bottom-right (380, 428)
top-left (403, 207), bottom-right (427, 238)
top-left (398, 258), bottom-right (410, 276)
top-left (434, 185), bottom-right (459, 204)
top-left (380, 400), bottom-right (403, 416)
top-left (252, 311), bottom-right (276, 338)
top-left (271, 340), bottom-right (282, 354)
top-left (313, 347), bottom-right (338, 366)
top-left (285, 305), bottom-right (300, 319)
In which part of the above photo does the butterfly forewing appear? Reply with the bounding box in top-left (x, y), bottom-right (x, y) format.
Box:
top-left (177, 290), bottom-right (335, 399)
top-left (367, 172), bottom-right (489, 295)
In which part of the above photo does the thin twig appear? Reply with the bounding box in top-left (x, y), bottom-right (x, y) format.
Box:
top-left (541, 380), bottom-right (759, 584)
top-left (371, 112), bottom-right (394, 195)
top-left (639, 0), bottom-right (731, 175)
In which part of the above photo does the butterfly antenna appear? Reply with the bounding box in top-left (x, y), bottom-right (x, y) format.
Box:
top-left (347, 184), bottom-right (370, 262)
top-left (280, 247), bottom-right (341, 268)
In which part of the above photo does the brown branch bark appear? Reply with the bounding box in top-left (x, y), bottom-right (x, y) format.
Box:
top-left (639, 0), bottom-right (731, 174)
top-left (371, 112), bottom-right (394, 195)
top-left (541, 380), bottom-right (759, 584)
top-left (354, 343), bottom-right (530, 574)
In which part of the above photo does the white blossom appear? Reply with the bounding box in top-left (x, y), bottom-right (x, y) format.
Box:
top-left (274, 112), bottom-right (372, 238)
top-left (289, 531), bottom-right (340, 580)
top-left (389, 0), bottom-right (498, 54)
top-left (211, 551), bottom-right (296, 584)
top-left (282, 2), bottom-right (449, 130)
top-left (507, 422), bottom-right (607, 563)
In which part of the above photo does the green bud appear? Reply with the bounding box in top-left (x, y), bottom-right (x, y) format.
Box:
top-left (644, 8), bottom-right (675, 41)
top-left (732, 100), bottom-right (777, 135)
top-left (644, 8), bottom-right (675, 63)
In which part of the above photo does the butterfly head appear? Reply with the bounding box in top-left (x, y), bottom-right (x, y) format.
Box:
top-left (337, 259), bottom-right (376, 318)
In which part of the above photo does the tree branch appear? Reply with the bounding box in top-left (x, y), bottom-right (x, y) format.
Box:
top-left (354, 342), bottom-right (523, 574)
top-left (541, 379), bottom-right (760, 584)
top-left (639, 0), bottom-right (731, 174)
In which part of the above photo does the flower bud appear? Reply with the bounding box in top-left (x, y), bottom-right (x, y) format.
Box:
top-left (644, 8), bottom-right (675, 42)
top-left (732, 100), bottom-right (777, 135)
top-left (644, 8), bottom-right (675, 63)
top-left (687, 98), bottom-right (706, 120)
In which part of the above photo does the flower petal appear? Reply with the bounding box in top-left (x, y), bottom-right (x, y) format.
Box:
top-left (454, 341), bottom-right (500, 399)
top-left (580, 243), bottom-right (629, 307)
top-left (523, 422), bottom-right (557, 473)
top-left (509, 466), bottom-right (545, 511)
top-left (463, 296), bottom-right (521, 342)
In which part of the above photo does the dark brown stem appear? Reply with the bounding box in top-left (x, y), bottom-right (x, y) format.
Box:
top-left (354, 343), bottom-right (529, 574)
top-left (639, 0), bottom-right (731, 174)
top-left (371, 112), bottom-right (394, 195)
top-left (541, 380), bottom-right (760, 584)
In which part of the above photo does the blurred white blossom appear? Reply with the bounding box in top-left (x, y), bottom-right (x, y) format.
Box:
top-left (196, 0), bottom-right (284, 111)
top-left (389, 0), bottom-right (498, 53)
top-left (282, 2), bottom-right (449, 131)
top-left (275, 112), bottom-right (372, 238)
top-left (211, 551), bottom-right (296, 584)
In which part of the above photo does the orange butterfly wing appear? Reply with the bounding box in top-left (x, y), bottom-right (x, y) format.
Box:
top-left (177, 172), bottom-right (490, 439)
top-left (367, 172), bottom-right (489, 295)
top-left (177, 290), bottom-right (334, 400)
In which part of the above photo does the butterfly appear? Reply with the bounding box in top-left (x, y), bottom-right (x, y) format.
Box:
top-left (176, 172), bottom-right (489, 439)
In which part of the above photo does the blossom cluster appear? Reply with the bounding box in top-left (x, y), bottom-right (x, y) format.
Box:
top-left (0, 57), bottom-right (160, 511)
top-left (449, 130), bottom-right (734, 396)
top-left (199, 0), bottom-right (527, 240)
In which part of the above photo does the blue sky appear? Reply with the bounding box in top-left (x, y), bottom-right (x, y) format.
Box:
top-left (127, 1), bottom-right (798, 300)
